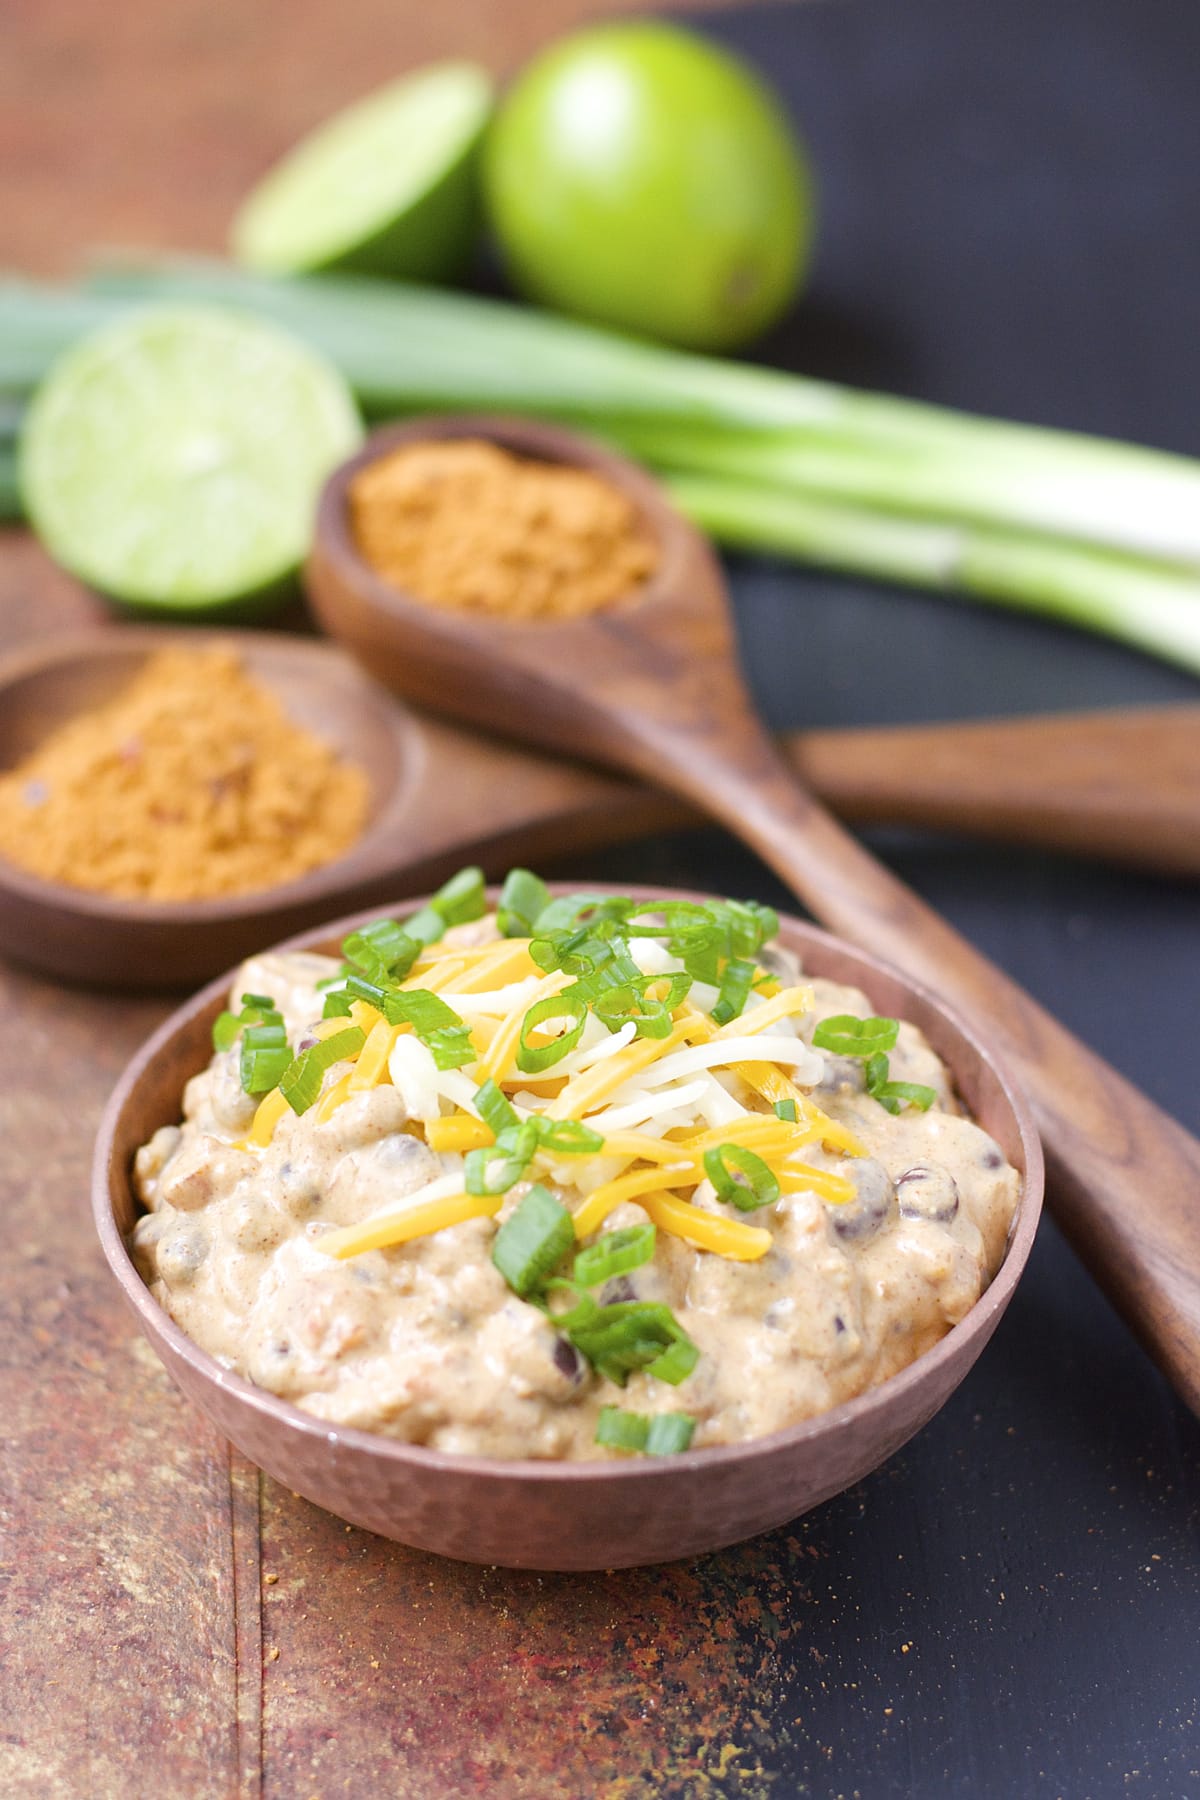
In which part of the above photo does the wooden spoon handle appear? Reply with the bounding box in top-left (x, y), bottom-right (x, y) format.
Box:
top-left (657, 723), bottom-right (1200, 1410)
top-left (788, 705), bottom-right (1200, 876)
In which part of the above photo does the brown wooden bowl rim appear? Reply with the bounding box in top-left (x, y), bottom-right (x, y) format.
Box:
top-left (92, 883), bottom-right (1045, 1493)
top-left (0, 626), bottom-right (419, 924)
top-left (310, 413), bottom-right (702, 643)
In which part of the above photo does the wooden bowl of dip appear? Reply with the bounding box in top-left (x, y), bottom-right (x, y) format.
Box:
top-left (93, 887), bottom-right (1043, 1570)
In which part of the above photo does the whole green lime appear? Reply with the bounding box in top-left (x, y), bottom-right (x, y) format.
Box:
top-left (484, 22), bottom-right (814, 352)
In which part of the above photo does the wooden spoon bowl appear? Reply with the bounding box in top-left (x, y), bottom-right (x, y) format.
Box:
top-left (93, 886), bottom-right (1043, 1570)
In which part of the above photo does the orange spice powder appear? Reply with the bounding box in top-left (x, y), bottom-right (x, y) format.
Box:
top-left (347, 438), bottom-right (659, 619)
top-left (0, 646), bottom-right (370, 901)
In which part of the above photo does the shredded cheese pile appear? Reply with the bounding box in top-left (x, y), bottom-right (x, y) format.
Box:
top-left (239, 930), bottom-right (867, 1263)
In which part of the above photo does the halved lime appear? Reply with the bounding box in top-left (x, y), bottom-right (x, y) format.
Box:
top-left (232, 62), bottom-right (494, 281)
top-left (19, 306), bottom-right (362, 613)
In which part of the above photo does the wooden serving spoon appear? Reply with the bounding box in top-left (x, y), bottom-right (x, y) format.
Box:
top-left (307, 414), bottom-right (1200, 1414)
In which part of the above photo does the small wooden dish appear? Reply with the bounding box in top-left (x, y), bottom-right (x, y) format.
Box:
top-left (0, 629), bottom-right (426, 988)
top-left (93, 886), bottom-right (1043, 1570)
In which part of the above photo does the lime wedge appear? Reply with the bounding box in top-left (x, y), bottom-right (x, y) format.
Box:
top-left (19, 306), bottom-right (362, 613)
top-left (232, 62), bottom-right (494, 281)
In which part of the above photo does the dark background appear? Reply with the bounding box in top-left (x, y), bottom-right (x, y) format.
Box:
top-left (561, 1), bottom-right (1200, 1793)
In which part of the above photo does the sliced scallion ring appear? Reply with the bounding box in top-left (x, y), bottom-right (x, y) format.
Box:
top-left (594, 1407), bottom-right (697, 1454)
top-left (710, 955), bottom-right (757, 1026)
top-left (475, 1077), bottom-right (519, 1137)
top-left (516, 991), bottom-right (588, 1074)
top-left (491, 1183), bottom-right (575, 1296)
top-left (812, 1013), bottom-right (900, 1058)
top-left (239, 1019), bottom-right (290, 1093)
top-left (568, 1300), bottom-right (697, 1388)
top-left (342, 918), bottom-right (421, 983)
top-left (464, 1120), bottom-right (540, 1195)
top-left (497, 867), bottom-right (550, 937)
top-left (431, 864), bottom-right (486, 926)
top-left (703, 1142), bottom-right (780, 1212)
top-left (279, 1025), bottom-right (365, 1114)
top-left (594, 1406), bottom-right (650, 1452)
top-left (644, 1413), bottom-right (697, 1454)
top-left (535, 1119), bottom-right (604, 1157)
top-left (573, 1223), bottom-right (656, 1288)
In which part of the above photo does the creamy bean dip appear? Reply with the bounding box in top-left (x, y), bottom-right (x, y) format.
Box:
top-left (132, 876), bottom-right (1020, 1461)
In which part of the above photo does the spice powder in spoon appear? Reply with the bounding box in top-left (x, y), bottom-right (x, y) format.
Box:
top-left (0, 646), bottom-right (370, 901)
top-left (347, 438), bottom-right (659, 618)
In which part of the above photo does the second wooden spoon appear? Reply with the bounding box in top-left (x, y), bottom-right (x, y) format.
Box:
top-left (308, 415), bottom-right (1200, 1414)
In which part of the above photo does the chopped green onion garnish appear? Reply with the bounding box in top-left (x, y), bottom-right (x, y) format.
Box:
top-left (497, 868), bottom-right (550, 938)
top-left (644, 1412), bottom-right (697, 1455)
top-left (540, 1278), bottom-right (599, 1333)
top-left (240, 1020), bottom-right (291, 1094)
top-left (646, 1335), bottom-right (700, 1386)
top-left (463, 1109), bottom-right (604, 1196)
top-left (593, 972), bottom-right (691, 1039)
top-left (774, 1099), bottom-right (798, 1122)
top-left (535, 1119), bottom-right (604, 1156)
top-left (594, 1406), bottom-right (651, 1451)
top-left (279, 1025), bottom-right (365, 1115)
top-left (430, 865), bottom-right (486, 927)
top-left (241, 1046), bottom-right (293, 1093)
top-left (491, 1184), bottom-right (576, 1297)
top-left (465, 1120), bottom-right (540, 1196)
top-left (383, 988), bottom-right (474, 1069)
top-left (703, 1143), bottom-right (780, 1212)
top-left (516, 991), bottom-right (588, 1073)
top-left (214, 992), bottom-right (283, 1054)
top-left (529, 896), bottom-right (590, 938)
top-left (341, 919), bottom-right (421, 984)
top-left (594, 1407), bottom-right (697, 1455)
top-left (568, 1301), bottom-right (697, 1388)
top-left (344, 972), bottom-right (390, 1010)
top-left (628, 897), bottom-right (778, 976)
top-left (863, 1052), bottom-right (937, 1115)
top-left (475, 1078), bottom-right (519, 1137)
top-left (812, 1014), bottom-right (900, 1058)
top-left (401, 905), bottom-right (444, 947)
top-left (710, 955), bottom-right (757, 1026)
top-left (321, 988), bottom-right (354, 1019)
top-left (573, 1223), bottom-right (656, 1288)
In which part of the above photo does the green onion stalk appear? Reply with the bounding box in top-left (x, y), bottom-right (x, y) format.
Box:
top-left (2, 260), bottom-right (1200, 671)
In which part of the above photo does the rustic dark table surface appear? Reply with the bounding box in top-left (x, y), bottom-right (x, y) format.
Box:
top-left (3, 1), bottom-right (1199, 1796)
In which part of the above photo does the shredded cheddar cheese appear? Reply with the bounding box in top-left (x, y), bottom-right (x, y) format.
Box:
top-left (425, 1113), bottom-right (491, 1154)
top-left (248, 1087), bottom-right (289, 1148)
top-left (319, 1191), bottom-right (499, 1259)
top-left (571, 1163), bottom-right (699, 1238)
top-left (349, 1018), bottom-right (400, 1090)
top-left (640, 1192), bottom-right (772, 1261)
top-left (232, 890), bottom-right (881, 1284)
top-left (546, 1017), bottom-right (698, 1121)
top-left (476, 968), bottom-right (572, 1082)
